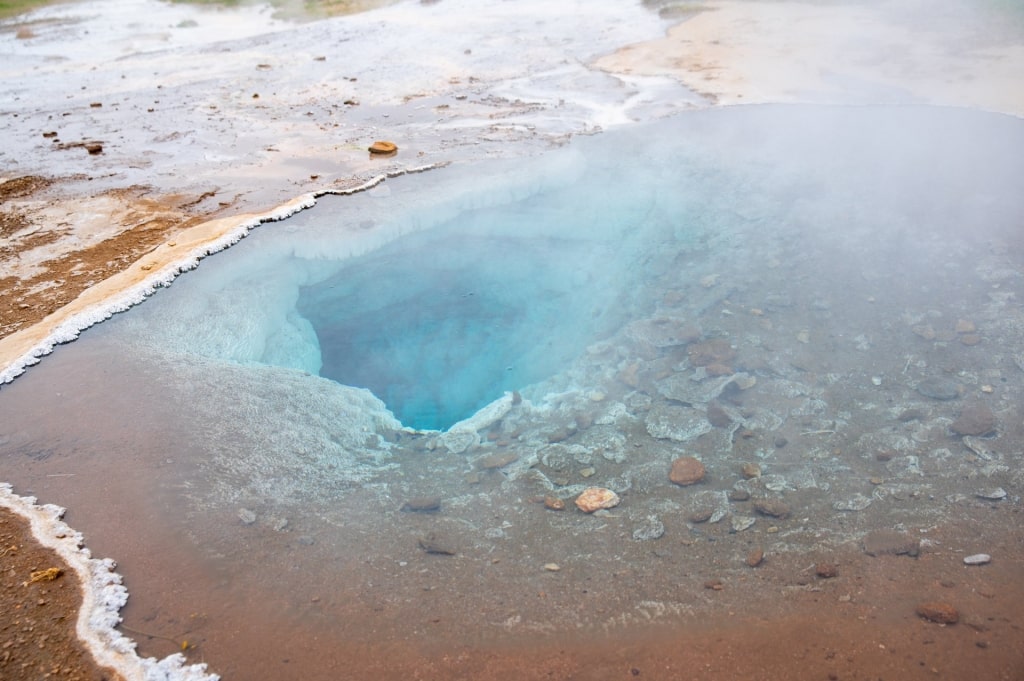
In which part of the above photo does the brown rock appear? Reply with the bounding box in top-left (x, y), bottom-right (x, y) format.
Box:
top-left (746, 548), bottom-right (765, 567)
top-left (687, 338), bottom-right (735, 367)
top-left (916, 601), bottom-right (959, 624)
top-left (617, 362), bottom-right (641, 388)
top-left (689, 507), bottom-right (714, 523)
top-left (951, 404), bottom-right (997, 436)
top-left (955, 319), bottom-right (976, 334)
top-left (815, 563), bottom-right (838, 578)
top-left (753, 498), bottom-right (790, 519)
top-left (703, 579), bottom-right (724, 591)
top-left (960, 334), bottom-right (982, 346)
top-left (401, 496), bottom-right (442, 512)
top-left (705, 363), bottom-right (733, 377)
top-left (368, 140), bottom-right (398, 154)
top-left (863, 529), bottom-right (920, 557)
top-left (741, 462), bottom-right (762, 479)
top-left (669, 456), bottom-right (706, 486)
top-left (575, 487), bottom-right (620, 513)
top-left (543, 496), bottom-right (566, 511)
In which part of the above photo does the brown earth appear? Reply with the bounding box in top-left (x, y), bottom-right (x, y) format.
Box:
top-left (0, 507), bottom-right (119, 681)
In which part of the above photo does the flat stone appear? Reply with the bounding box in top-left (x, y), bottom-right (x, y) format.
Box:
top-left (951, 404), bottom-right (997, 436)
top-left (632, 516), bottom-right (666, 541)
top-left (477, 452), bottom-right (519, 470)
top-left (975, 488), bottom-right (1007, 501)
top-left (669, 456), bottom-right (706, 486)
top-left (963, 553), bottom-right (991, 565)
top-left (916, 601), bottom-right (959, 624)
top-left (863, 529), bottom-right (920, 557)
top-left (753, 498), bottom-right (790, 518)
top-left (916, 377), bottom-right (961, 400)
top-left (418, 532), bottom-right (456, 555)
top-left (401, 496), bottom-right (442, 512)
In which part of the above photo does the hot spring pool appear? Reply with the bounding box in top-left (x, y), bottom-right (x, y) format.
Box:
top-left (1, 104), bottom-right (1022, 680)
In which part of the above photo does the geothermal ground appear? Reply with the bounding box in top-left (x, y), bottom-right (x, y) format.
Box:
top-left (1, 1), bottom-right (1023, 680)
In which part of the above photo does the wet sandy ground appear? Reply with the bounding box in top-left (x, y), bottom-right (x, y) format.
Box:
top-left (2, 0), bottom-right (1024, 679)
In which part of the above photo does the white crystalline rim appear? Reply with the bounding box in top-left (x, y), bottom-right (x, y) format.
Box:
top-left (0, 482), bottom-right (218, 681)
top-left (0, 165), bottom-right (443, 386)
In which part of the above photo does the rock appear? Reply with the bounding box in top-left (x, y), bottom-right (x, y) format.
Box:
top-left (975, 488), bottom-right (1006, 501)
top-left (575, 487), bottom-right (620, 513)
top-left (728, 489), bottom-right (751, 502)
top-left (950, 404), bottom-right (997, 436)
top-left (955, 319), bottom-right (976, 334)
top-left (730, 515), bottom-right (756, 532)
top-left (543, 563), bottom-right (561, 572)
top-left (632, 516), bottom-right (665, 541)
top-left (646, 404), bottom-right (713, 441)
top-left (774, 436), bottom-right (788, 448)
top-left (368, 140), bottom-right (398, 154)
top-left (897, 408), bottom-right (925, 422)
top-left (687, 338), bottom-right (735, 367)
top-left (707, 402), bottom-right (732, 428)
top-left (916, 377), bottom-right (960, 401)
top-left (689, 507), bottom-right (714, 523)
top-left (863, 529), bottom-right (920, 557)
top-left (418, 533), bottom-right (456, 555)
top-left (238, 508), bottom-right (257, 525)
top-left (832, 494), bottom-right (872, 512)
top-left (753, 498), bottom-right (790, 519)
top-left (741, 462), bottom-right (762, 479)
top-left (543, 496), bottom-right (566, 511)
top-left (703, 579), bottom-right (724, 590)
top-left (669, 456), bottom-right (706, 486)
top-left (916, 601), bottom-right (959, 624)
top-left (912, 324), bottom-right (936, 340)
top-left (960, 334), bottom-right (982, 346)
top-left (815, 563), bottom-right (838, 578)
top-left (477, 452), bottom-right (519, 469)
top-left (746, 548), bottom-right (765, 567)
top-left (963, 553), bottom-right (991, 565)
top-left (401, 496), bottom-right (442, 512)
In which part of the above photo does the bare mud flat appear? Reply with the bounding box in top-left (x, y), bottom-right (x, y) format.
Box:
top-left (1, 1), bottom-right (1024, 680)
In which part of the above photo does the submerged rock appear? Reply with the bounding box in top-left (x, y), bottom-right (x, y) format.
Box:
top-left (916, 377), bottom-right (961, 400)
top-left (401, 496), bottom-right (442, 512)
top-left (916, 601), bottom-right (959, 624)
top-left (950, 404), bottom-right (997, 436)
top-left (669, 456), bottom-right (706, 486)
top-left (575, 487), bottom-right (620, 513)
top-left (863, 529), bottom-right (920, 557)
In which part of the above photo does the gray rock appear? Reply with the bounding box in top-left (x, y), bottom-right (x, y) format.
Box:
top-left (916, 377), bottom-right (961, 400)
top-left (632, 516), bottom-right (666, 541)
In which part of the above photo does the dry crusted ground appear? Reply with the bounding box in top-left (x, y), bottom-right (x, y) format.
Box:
top-left (0, 175), bottom-right (223, 339)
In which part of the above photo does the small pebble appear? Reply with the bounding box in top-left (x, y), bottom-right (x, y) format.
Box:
top-left (963, 554), bottom-right (991, 566)
top-left (543, 563), bottom-right (561, 572)
top-left (916, 601), bottom-right (959, 624)
top-left (746, 548), bottom-right (765, 567)
top-left (816, 563), bottom-right (838, 578)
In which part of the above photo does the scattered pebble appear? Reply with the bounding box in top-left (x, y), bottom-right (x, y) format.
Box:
top-left (863, 529), bottom-right (920, 557)
top-left (951, 405), bottom-right (997, 436)
top-left (632, 516), bottom-right (665, 541)
top-left (816, 563), bottom-right (838, 578)
top-left (703, 578), bottom-right (724, 590)
top-left (418, 532), bottom-right (456, 555)
top-left (238, 508), bottom-right (257, 525)
top-left (975, 488), bottom-right (1006, 501)
top-left (963, 554), bottom-right (991, 566)
top-left (401, 496), bottom-right (442, 512)
top-left (368, 140), bottom-right (398, 154)
top-left (730, 515), bottom-right (756, 532)
top-left (916, 601), bottom-right (959, 624)
top-left (728, 488), bottom-right (750, 502)
top-left (543, 563), bottom-right (561, 572)
top-left (669, 456), bottom-right (706, 486)
top-left (575, 487), bottom-right (620, 513)
top-left (746, 548), bottom-right (764, 567)
top-left (916, 377), bottom-right (961, 401)
top-left (741, 462), bottom-right (762, 479)
top-left (753, 498), bottom-right (790, 519)
top-left (543, 496), bottom-right (566, 511)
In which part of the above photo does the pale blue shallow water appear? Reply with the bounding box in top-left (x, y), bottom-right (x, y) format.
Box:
top-left (2, 103), bottom-right (1023, 680)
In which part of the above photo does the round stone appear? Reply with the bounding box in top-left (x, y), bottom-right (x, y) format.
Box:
top-left (575, 487), bottom-right (620, 513)
top-left (669, 456), bottom-right (706, 486)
